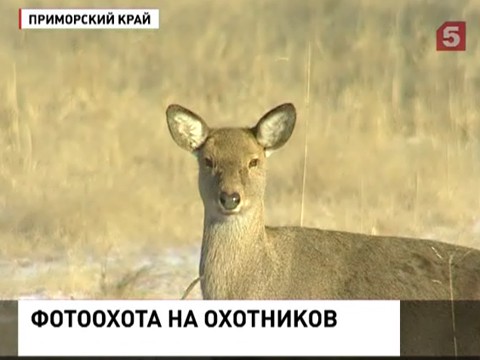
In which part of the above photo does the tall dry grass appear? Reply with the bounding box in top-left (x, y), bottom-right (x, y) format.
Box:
top-left (0, 0), bottom-right (479, 297)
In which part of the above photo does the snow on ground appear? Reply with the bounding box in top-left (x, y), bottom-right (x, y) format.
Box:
top-left (0, 245), bottom-right (202, 300)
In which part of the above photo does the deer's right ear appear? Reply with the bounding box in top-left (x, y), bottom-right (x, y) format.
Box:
top-left (166, 104), bottom-right (209, 152)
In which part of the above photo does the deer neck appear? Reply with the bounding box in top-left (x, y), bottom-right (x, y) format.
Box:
top-left (199, 204), bottom-right (269, 299)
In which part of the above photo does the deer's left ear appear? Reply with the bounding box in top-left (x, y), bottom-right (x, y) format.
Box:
top-left (253, 103), bottom-right (296, 157)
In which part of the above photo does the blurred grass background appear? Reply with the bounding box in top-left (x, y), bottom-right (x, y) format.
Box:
top-left (0, 0), bottom-right (479, 298)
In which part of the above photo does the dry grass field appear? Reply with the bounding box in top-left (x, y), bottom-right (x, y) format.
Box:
top-left (0, 0), bottom-right (479, 299)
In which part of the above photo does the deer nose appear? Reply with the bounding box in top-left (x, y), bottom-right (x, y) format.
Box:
top-left (219, 191), bottom-right (241, 211)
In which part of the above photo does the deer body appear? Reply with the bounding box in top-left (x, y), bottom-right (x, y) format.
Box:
top-left (201, 223), bottom-right (480, 300)
top-left (166, 103), bottom-right (480, 301)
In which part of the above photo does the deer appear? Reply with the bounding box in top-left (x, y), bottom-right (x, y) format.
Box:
top-left (166, 102), bottom-right (480, 301)
top-left (166, 102), bottom-right (480, 355)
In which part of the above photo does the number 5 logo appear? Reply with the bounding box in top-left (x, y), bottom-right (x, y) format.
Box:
top-left (436, 21), bottom-right (466, 51)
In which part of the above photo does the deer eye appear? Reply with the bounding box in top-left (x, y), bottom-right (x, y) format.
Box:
top-left (248, 158), bottom-right (259, 168)
top-left (204, 157), bottom-right (214, 168)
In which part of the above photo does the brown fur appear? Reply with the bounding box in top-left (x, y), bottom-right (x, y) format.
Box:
top-left (166, 103), bottom-right (480, 301)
